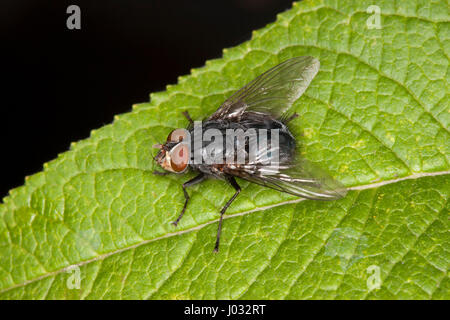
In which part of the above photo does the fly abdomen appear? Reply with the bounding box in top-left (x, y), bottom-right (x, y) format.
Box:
top-left (189, 114), bottom-right (296, 171)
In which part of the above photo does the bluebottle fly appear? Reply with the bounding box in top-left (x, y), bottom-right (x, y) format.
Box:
top-left (153, 56), bottom-right (347, 252)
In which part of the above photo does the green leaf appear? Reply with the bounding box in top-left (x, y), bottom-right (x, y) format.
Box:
top-left (0, 0), bottom-right (449, 299)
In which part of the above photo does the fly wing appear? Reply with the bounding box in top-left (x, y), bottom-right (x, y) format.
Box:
top-left (207, 56), bottom-right (320, 121)
top-left (225, 158), bottom-right (347, 201)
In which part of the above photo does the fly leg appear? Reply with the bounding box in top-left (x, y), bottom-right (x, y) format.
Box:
top-left (214, 176), bottom-right (241, 252)
top-left (153, 170), bottom-right (169, 176)
top-left (182, 111), bottom-right (194, 126)
top-left (172, 173), bottom-right (206, 227)
top-left (284, 112), bottom-right (299, 123)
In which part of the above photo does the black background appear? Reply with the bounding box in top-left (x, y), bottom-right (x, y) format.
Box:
top-left (1, 0), bottom-right (294, 198)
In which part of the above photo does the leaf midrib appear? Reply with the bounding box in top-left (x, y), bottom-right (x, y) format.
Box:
top-left (1, 170), bottom-right (448, 295)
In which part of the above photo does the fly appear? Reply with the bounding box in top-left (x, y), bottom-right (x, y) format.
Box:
top-left (153, 56), bottom-right (347, 252)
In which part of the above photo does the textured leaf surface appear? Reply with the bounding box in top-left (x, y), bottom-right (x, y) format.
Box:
top-left (0, 0), bottom-right (449, 299)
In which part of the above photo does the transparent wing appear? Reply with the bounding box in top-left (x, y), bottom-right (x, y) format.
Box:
top-left (225, 159), bottom-right (347, 201)
top-left (207, 56), bottom-right (320, 121)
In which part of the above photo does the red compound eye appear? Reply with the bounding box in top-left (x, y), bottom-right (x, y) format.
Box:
top-left (169, 143), bottom-right (189, 173)
top-left (167, 128), bottom-right (188, 143)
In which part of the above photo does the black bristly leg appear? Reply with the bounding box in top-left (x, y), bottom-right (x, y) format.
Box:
top-left (214, 176), bottom-right (241, 252)
top-left (172, 173), bottom-right (206, 227)
top-left (285, 112), bottom-right (299, 123)
top-left (182, 111), bottom-right (194, 126)
top-left (153, 170), bottom-right (169, 176)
